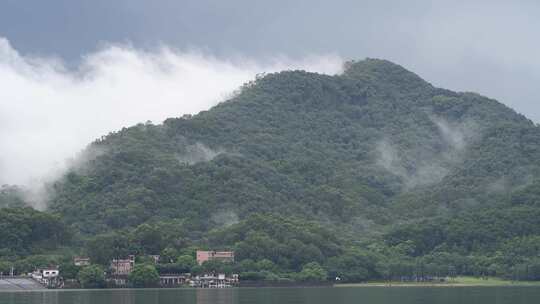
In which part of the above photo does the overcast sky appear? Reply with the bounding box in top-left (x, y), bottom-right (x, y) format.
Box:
top-left (1, 0), bottom-right (539, 189)
top-left (2, 0), bottom-right (539, 119)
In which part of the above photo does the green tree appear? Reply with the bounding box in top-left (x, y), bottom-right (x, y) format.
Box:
top-left (160, 247), bottom-right (178, 264)
top-left (0, 208), bottom-right (70, 257)
top-left (86, 233), bottom-right (130, 265)
top-left (0, 185), bottom-right (28, 208)
top-left (325, 250), bottom-right (377, 282)
top-left (297, 262), bottom-right (328, 282)
top-left (256, 259), bottom-right (278, 272)
top-left (176, 255), bottom-right (196, 272)
top-left (201, 259), bottom-right (232, 275)
top-left (0, 261), bottom-right (11, 275)
top-left (78, 265), bottom-right (106, 288)
top-left (59, 262), bottom-right (81, 280)
top-left (132, 224), bottom-right (164, 254)
top-left (128, 264), bottom-right (160, 288)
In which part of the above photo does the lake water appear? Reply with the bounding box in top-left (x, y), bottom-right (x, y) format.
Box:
top-left (1, 287), bottom-right (540, 304)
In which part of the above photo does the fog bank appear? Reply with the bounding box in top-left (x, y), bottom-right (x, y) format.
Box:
top-left (0, 37), bottom-right (343, 192)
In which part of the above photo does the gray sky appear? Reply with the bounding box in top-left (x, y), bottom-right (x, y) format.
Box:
top-left (1, 0), bottom-right (538, 121)
top-left (1, 0), bottom-right (540, 190)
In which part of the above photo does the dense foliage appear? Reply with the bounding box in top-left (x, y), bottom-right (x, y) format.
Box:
top-left (0, 185), bottom-right (29, 208)
top-left (0, 207), bottom-right (69, 257)
top-left (78, 265), bottom-right (106, 288)
top-left (3, 59), bottom-right (540, 282)
top-left (128, 264), bottom-right (160, 287)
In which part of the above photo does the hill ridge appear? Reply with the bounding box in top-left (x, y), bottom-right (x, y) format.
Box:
top-left (4, 58), bottom-right (540, 282)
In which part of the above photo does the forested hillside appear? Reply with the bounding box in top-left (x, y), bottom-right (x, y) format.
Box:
top-left (0, 185), bottom-right (28, 208)
top-left (3, 59), bottom-right (540, 281)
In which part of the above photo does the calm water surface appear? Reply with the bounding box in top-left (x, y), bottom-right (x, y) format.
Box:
top-left (1, 287), bottom-right (540, 304)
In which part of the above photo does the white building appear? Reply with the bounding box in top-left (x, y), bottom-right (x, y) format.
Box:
top-left (190, 273), bottom-right (239, 288)
top-left (31, 268), bottom-right (59, 280)
top-left (30, 268), bottom-right (60, 288)
top-left (74, 257), bottom-right (90, 266)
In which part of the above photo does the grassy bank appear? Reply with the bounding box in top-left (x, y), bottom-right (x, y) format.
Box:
top-left (335, 277), bottom-right (540, 287)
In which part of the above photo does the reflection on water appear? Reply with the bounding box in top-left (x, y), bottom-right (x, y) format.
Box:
top-left (1, 287), bottom-right (540, 304)
top-left (196, 289), bottom-right (237, 304)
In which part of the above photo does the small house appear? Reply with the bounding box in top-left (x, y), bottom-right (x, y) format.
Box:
top-left (110, 255), bottom-right (135, 276)
top-left (74, 257), bottom-right (90, 266)
top-left (196, 251), bottom-right (234, 265)
top-left (30, 267), bottom-right (60, 288)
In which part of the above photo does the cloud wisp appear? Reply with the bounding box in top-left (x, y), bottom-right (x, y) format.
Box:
top-left (0, 37), bottom-right (343, 194)
top-left (375, 116), bottom-right (478, 189)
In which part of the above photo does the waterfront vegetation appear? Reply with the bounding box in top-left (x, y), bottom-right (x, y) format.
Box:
top-left (338, 276), bottom-right (540, 287)
top-left (3, 60), bottom-right (540, 287)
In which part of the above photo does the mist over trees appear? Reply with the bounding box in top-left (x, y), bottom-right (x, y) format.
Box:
top-left (2, 59), bottom-right (540, 282)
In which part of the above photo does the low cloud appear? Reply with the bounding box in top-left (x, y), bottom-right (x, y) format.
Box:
top-left (0, 37), bottom-right (343, 198)
top-left (376, 116), bottom-right (478, 189)
top-left (430, 115), bottom-right (479, 152)
top-left (177, 143), bottom-right (225, 165)
top-left (432, 117), bottom-right (466, 151)
top-left (211, 210), bottom-right (240, 228)
top-left (376, 138), bottom-right (452, 189)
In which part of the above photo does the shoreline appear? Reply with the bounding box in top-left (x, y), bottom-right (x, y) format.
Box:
top-left (336, 277), bottom-right (540, 288)
top-left (2, 276), bottom-right (540, 292)
top-left (2, 284), bottom-right (540, 293)
top-left (334, 283), bottom-right (538, 288)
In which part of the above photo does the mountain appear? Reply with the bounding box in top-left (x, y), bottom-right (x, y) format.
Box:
top-left (4, 58), bottom-right (540, 281)
top-left (48, 58), bottom-right (538, 232)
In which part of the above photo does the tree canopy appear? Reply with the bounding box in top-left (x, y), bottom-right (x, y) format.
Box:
top-left (4, 59), bottom-right (540, 282)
